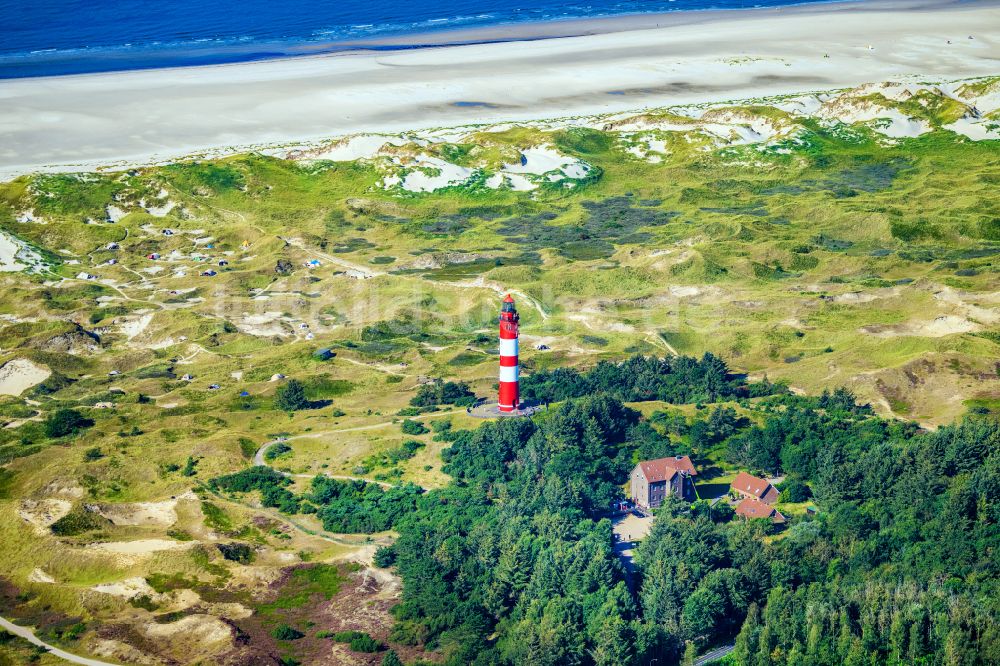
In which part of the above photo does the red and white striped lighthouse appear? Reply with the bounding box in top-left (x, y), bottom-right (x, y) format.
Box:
top-left (498, 294), bottom-right (520, 412)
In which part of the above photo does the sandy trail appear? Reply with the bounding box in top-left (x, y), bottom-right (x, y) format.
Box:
top-left (251, 409), bottom-right (469, 488)
top-left (86, 539), bottom-right (193, 555)
top-left (0, 617), bottom-right (120, 666)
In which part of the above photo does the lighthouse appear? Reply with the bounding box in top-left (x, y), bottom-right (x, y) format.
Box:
top-left (498, 294), bottom-right (520, 412)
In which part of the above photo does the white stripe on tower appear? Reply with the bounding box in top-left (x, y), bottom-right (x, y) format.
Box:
top-left (499, 365), bottom-right (519, 383)
top-left (499, 337), bottom-right (518, 357)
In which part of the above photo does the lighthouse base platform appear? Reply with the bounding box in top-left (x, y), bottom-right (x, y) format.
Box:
top-left (468, 401), bottom-right (545, 419)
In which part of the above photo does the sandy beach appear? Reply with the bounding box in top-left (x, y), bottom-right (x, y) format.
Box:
top-left (0, 0), bottom-right (998, 179)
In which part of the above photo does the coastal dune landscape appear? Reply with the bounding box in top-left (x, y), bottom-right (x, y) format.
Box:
top-left (2, 0), bottom-right (999, 176)
top-left (1, 0), bottom-right (1000, 664)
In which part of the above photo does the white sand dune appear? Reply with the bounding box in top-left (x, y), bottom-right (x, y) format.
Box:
top-left (18, 498), bottom-right (72, 535)
top-left (0, 232), bottom-right (44, 272)
top-left (860, 315), bottom-right (980, 338)
top-left (119, 313), bottom-right (154, 341)
top-left (0, 359), bottom-right (51, 396)
top-left (379, 144), bottom-right (591, 192)
top-left (1, 0), bottom-right (998, 179)
top-left (90, 497), bottom-right (181, 527)
top-left (86, 539), bottom-right (192, 555)
top-left (28, 568), bottom-right (56, 584)
top-left (92, 577), bottom-right (156, 599)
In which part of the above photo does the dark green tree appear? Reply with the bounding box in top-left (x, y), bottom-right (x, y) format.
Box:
top-left (44, 408), bottom-right (93, 438)
top-left (275, 379), bottom-right (309, 411)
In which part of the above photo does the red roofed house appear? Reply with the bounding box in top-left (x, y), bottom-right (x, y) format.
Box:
top-left (731, 471), bottom-right (779, 505)
top-left (735, 497), bottom-right (786, 524)
top-left (630, 455), bottom-right (697, 510)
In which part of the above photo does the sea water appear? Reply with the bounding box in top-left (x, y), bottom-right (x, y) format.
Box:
top-left (1, 0), bottom-right (840, 79)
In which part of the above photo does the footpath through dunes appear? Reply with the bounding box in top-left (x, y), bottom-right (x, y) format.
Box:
top-left (0, 617), bottom-right (118, 666)
top-left (284, 234), bottom-right (552, 320)
top-left (250, 409), bottom-right (475, 491)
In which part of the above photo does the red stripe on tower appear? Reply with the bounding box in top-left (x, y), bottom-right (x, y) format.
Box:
top-left (498, 294), bottom-right (519, 412)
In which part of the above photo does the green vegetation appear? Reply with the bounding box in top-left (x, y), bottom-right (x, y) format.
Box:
top-left (308, 476), bottom-right (422, 533)
top-left (49, 506), bottom-right (111, 536)
top-left (275, 379), bottom-right (310, 411)
top-left (43, 408), bottom-right (93, 438)
top-left (410, 379), bottom-right (476, 408)
top-left (379, 375), bottom-right (1000, 665)
top-left (210, 466), bottom-right (300, 513)
top-left (272, 624), bottom-right (305, 641)
top-left (400, 419), bottom-right (429, 436)
top-left (217, 541), bottom-right (255, 564)
top-left (200, 501), bottom-right (233, 531)
top-left (0, 78), bottom-right (997, 665)
top-left (256, 563), bottom-right (350, 622)
top-left (209, 465), bottom-right (421, 533)
top-left (264, 442), bottom-right (293, 462)
top-left (374, 545), bottom-right (396, 568)
top-left (382, 651), bottom-right (404, 666)
top-left (520, 353), bottom-right (783, 404)
top-left (328, 630), bottom-right (382, 652)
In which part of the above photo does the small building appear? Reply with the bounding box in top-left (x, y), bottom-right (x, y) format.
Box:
top-left (731, 471), bottom-right (779, 505)
top-left (735, 497), bottom-right (786, 524)
top-left (630, 455), bottom-right (698, 510)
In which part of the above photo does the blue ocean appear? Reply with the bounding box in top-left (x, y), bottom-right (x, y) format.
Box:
top-left (1, 0), bottom-right (832, 79)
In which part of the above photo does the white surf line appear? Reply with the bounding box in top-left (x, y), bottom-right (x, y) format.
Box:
top-left (0, 617), bottom-right (119, 666)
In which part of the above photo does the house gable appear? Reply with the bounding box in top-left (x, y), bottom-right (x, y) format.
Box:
top-left (732, 471), bottom-right (778, 505)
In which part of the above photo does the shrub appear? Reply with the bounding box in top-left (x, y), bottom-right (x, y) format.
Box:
top-left (201, 501), bottom-right (232, 531)
top-left (181, 456), bottom-right (199, 477)
top-left (382, 651), bottom-right (404, 666)
top-left (264, 442), bottom-right (292, 462)
top-left (83, 447), bottom-right (104, 461)
top-left (275, 379), bottom-right (310, 411)
top-left (217, 542), bottom-right (255, 564)
top-left (330, 631), bottom-right (381, 653)
top-left (50, 506), bottom-right (111, 536)
top-left (209, 467), bottom-right (300, 513)
top-left (237, 437), bottom-right (258, 458)
top-left (410, 379), bottom-right (476, 408)
top-left (44, 408), bottom-right (93, 438)
top-left (272, 624), bottom-right (304, 641)
top-left (374, 545), bottom-right (396, 568)
top-left (400, 420), bottom-right (428, 436)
